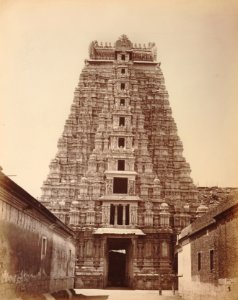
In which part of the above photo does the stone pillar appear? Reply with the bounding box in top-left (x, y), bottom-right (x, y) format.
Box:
top-left (144, 211), bottom-right (153, 226)
top-left (130, 205), bottom-right (137, 225)
top-left (129, 180), bottom-right (135, 195)
top-left (122, 205), bottom-right (126, 225)
top-left (114, 205), bottom-right (118, 225)
top-left (137, 240), bottom-right (144, 269)
top-left (102, 204), bottom-right (110, 225)
top-left (106, 179), bottom-right (113, 195)
top-left (93, 239), bottom-right (100, 268)
top-left (77, 241), bottom-right (84, 267)
top-left (103, 137), bottom-right (109, 152)
top-left (137, 241), bottom-right (143, 258)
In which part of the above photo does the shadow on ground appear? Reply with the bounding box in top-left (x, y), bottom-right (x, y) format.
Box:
top-left (51, 289), bottom-right (108, 300)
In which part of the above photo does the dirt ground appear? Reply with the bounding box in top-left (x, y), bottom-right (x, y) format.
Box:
top-left (75, 289), bottom-right (181, 300)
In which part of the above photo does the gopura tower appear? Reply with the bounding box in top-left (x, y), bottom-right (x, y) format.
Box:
top-left (41, 35), bottom-right (198, 289)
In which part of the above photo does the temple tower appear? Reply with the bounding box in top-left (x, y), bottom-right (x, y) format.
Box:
top-left (40, 35), bottom-right (199, 289)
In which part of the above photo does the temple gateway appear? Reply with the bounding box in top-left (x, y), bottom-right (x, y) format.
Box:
top-left (40, 35), bottom-right (202, 289)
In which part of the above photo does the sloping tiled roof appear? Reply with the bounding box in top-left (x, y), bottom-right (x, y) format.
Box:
top-left (179, 193), bottom-right (238, 240)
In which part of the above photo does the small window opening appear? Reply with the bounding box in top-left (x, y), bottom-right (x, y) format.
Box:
top-left (41, 237), bottom-right (47, 258)
top-left (120, 99), bottom-right (125, 106)
top-left (118, 160), bottom-right (125, 171)
top-left (121, 68), bottom-right (125, 74)
top-left (113, 177), bottom-right (128, 194)
top-left (119, 117), bottom-right (125, 126)
top-left (148, 188), bottom-right (153, 198)
top-left (210, 250), bottom-right (214, 271)
top-left (118, 138), bottom-right (125, 148)
top-left (198, 252), bottom-right (201, 271)
top-left (121, 83), bottom-right (125, 90)
top-left (121, 54), bottom-right (125, 61)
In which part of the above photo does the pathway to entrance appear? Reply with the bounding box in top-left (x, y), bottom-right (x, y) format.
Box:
top-left (75, 289), bottom-right (182, 300)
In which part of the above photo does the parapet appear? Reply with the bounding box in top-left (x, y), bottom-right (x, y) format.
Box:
top-left (89, 34), bottom-right (157, 62)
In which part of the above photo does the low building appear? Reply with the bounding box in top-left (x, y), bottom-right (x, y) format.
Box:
top-left (0, 169), bottom-right (76, 299)
top-left (177, 193), bottom-right (238, 300)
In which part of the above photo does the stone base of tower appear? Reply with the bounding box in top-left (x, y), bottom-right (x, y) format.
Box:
top-left (75, 273), bottom-right (104, 289)
top-left (132, 262), bottom-right (175, 290)
top-left (74, 270), bottom-right (176, 290)
top-left (133, 274), bottom-right (176, 290)
top-left (74, 229), bottom-right (176, 290)
top-left (75, 274), bottom-right (175, 290)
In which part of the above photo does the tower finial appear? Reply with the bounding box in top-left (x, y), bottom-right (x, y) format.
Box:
top-left (115, 34), bottom-right (132, 49)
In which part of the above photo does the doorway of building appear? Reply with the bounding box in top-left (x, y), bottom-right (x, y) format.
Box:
top-left (107, 238), bottom-right (132, 288)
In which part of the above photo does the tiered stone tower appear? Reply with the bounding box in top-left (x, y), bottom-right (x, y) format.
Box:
top-left (40, 35), bottom-right (199, 289)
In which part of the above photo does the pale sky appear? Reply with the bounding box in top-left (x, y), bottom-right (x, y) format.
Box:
top-left (1, 0), bottom-right (238, 198)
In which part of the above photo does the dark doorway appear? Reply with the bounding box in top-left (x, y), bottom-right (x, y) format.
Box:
top-left (108, 250), bottom-right (126, 286)
top-left (118, 137), bottom-right (125, 148)
top-left (120, 99), bottom-right (125, 106)
top-left (113, 177), bottom-right (128, 194)
top-left (119, 117), bottom-right (125, 126)
top-left (107, 238), bottom-right (132, 287)
top-left (118, 160), bottom-right (125, 170)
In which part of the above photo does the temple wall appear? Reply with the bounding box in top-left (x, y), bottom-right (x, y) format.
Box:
top-left (0, 172), bottom-right (75, 299)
